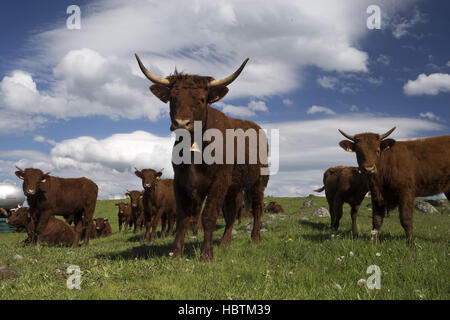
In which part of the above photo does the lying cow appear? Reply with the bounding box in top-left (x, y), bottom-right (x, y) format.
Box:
top-left (315, 166), bottom-right (368, 235)
top-left (338, 127), bottom-right (450, 243)
top-left (264, 201), bottom-right (284, 214)
top-left (7, 207), bottom-right (75, 246)
top-left (94, 218), bottom-right (112, 237)
top-left (116, 202), bottom-right (133, 232)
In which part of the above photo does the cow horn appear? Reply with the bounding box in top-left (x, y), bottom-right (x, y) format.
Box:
top-left (135, 53), bottom-right (170, 86)
top-left (208, 58), bottom-right (249, 88)
top-left (338, 129), bottom-right (355, 142)
top-left (15, 165), bottom-right (24, 172)
top-left (134, 167), bottom-right (140, 172)
top-left (379, 127), bottom-right (396, 140)
top-left (158, 168), bottom-right (164, 173)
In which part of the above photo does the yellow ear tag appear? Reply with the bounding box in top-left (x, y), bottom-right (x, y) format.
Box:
top-left (346, 148), bottom-right (353, 152)
top-left (41, 179), bottom-right (46, 183)
top-left (19, 176), bottom-right (24, 180)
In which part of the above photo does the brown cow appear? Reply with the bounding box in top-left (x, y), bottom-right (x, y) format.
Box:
top-left (6, 207), bottom-right (75, 246)
top-left (134, 168), bottom-right (176, 242)
top-left (116, 202), bottom-right (133, 232)
top-left (136, 54), bottom-right (269, 260)
top-left (338, 127), bottom-right (450, 243)
top-left (264, 201), bottom-right (284, 214)
top-left (125, 190), bottom-right (145, 233)
top-left (94, 218), bottom-right (112, 237)
top-left (14, 167), bottom-right (98, 247)
top-left (314, 166), bottom-right (368, 234)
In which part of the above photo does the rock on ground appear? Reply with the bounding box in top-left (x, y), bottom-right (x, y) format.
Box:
top-left (313, 207), bottom-right (330, 218)
top-left (424, 199), bottom-right (448, 208)
top-left (303, 200), bottom-right (315, 208)
top-left (415, 200), bottom-right (440, 214)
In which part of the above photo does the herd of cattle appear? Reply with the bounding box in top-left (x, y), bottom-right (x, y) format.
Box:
top-left (2, 55), bottom-right (449, 260)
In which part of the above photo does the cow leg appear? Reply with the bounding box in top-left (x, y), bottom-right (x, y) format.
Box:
top-left (172, 183), bottom-right (200, 258)
top-left (167, 211), bottom-right (176, 236)
top-left (326, 193), bottom-right (335, 229)
top-left (398, 194), bottom-right (414, 244)
top-left (72, 215), bottom-right (82, 248)
top-left (331, 196), bottom-right (343, 231)
top-left (250, 176), bottom-right (267, 243)
top-left (161, 212), bottom-right (168, 239)
top-left (350, 204), bottom-right (359, 235)
top-left (118, 218), bottom-right (123, 232)
top-left (148, 208), bottom-right (164, 242)
top-left (201, 177), bottom-right (232, 261)
top-left (371, 201), bottom-right (386, 242)
top-left (444, 191), bottom-right (450, 202)
top-left (220, 188), bottom-right (241, 247)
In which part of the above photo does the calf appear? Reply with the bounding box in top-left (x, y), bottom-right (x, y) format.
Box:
top-left (15, 167), bottom-right (98, 247)
top-left (94, 218), bottom-right (112, 237)
top-left (315, 166), bottom-right (368, 234)
top-left (264, 201), bottom-right (284, 214)
top-left (134, 168), bottom-right (176, 242)
top-left (338, 127), bottom-right (450, 243)
top-left (125, 190), bottom-right (145, 233)
top-left (116, 202), bottom-right (132, 232)
top-left (7, 207), bottom-right (76, 246)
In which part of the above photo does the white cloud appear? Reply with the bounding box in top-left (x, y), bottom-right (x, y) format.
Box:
top-left (34, 135), bottom-right (56, 146)
top-left (391, 6), bottom-right (426, 39)
top-left (349, 105), bottom-right (359, 112)
top-left (215, 100), bottom-right (267, 117)
top-left (317, 76), bottom-right (339, 90)
top-left (447, 61), bottom-right (450, 67)
top-left (419, 112), bottom-right (440, 122)
top-left (307, 105), bottom-right (335, 115)
top-left (282, 99), bottom-right (293, 107)
top-left (376, 54), bottom-right (391, 66)
top-left (403, 73), bottom-right (450, 96)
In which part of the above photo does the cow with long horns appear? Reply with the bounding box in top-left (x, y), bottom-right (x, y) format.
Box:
top-left (135, 54), bottom-right (269, 260)
top-left (338, 128), bottom-right (450, 244)
top-left (14, 167), bottom-right (98, 247)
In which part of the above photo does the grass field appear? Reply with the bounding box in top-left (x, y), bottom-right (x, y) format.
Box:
top-left (0, 196), bottom-right (448, 300)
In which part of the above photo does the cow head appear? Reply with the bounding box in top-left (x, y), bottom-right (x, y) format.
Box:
top-left (115, 202), bottom-right (129, 214)
top-left (338, 127), bottom-right (396, 174)
top-left (134, 167), bottom-right (163, 191)
top-left (6, 207), bottom-right (31, 229)
top-left (125, 190), bottom-right (143, 208)
top-left (14, 166), bottom-right (50, 196)
top-left (135, 53), bottom-right (249, 132)
top-left (94, 218), bottom-right (109, 231)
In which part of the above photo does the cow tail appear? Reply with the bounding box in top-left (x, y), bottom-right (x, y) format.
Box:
top-left (314, 186), bottom-right (325, 193)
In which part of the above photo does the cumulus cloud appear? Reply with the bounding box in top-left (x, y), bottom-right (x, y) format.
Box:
top-left (34, 135), bottom-right (56, 146)
top-left (215, 100), bottom-right (268, 117)
top-left (376, 54), bottom-right (391, 66)
top-left (282, 99), bottom-right (293, 107)
top-left (317, 76), bottom-right (339, 90)
top-left (306, 105), bottom-right (335, 115)
top-left (403, 73), bottom-right (450, 96)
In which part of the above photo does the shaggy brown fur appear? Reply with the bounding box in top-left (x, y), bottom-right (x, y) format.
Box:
top-left (15, 168), bottom-right (98, 247)
top-left (315, 166), bottom-right (368, 234)
top-left (125, 190), bottom-right (145, 233)
top-left (135, 169), bottom-right (177, 242)
top-left (339, 132), bottom-right (450, 243)
top-left (115, 202), bottom-right (132, 232)
top-left (7, 207), bottom-right (75, 246)
top-left (141, 64), bottom-right (269, 260)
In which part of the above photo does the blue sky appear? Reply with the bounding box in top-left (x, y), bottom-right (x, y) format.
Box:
top-left (0, 0), bottom-right (449, 198)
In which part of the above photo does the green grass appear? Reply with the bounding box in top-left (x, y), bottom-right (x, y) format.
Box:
top-left (0, 196), bottom-right (448, 300)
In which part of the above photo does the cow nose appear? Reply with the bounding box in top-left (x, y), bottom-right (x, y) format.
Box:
top-left (6, 219), bottom-right (9, 223)
top-left (27, 189), bottom-right (35, 195)
top-left (172, 119), bottom-right (192, 130)
top-left (144, 184), bottom-right (151, 188)
top-left (364, 166), bottom-right (376, 174)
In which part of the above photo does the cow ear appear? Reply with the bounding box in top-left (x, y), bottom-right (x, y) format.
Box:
top-left (156, 171), bottom-right (163, 178)
top-left (15, 171), bottom-right (24, 180)
top-left (339, 140), bottom-right (355, 152)
top-left (150, 84), bottom-right (170, 103)
top-left (381, 138), bottom-right (395, 151)
top-left (125, 193), bottom-right (130, 198)
top-left (208, 86), bottom-right (229, 103)
top-left (135, 170), bottom-right (143, 178)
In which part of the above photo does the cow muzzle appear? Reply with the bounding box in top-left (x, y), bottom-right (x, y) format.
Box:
top-left (26, 189), bottom-right (36, 195)
top-left (171, 119), bottom-right (193, 131)
top-left (363, 166), bottom-right (377, 174)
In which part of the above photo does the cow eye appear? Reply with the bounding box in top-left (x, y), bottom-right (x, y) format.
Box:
top-left (376, 149), bottom-right (380, 156)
